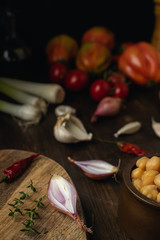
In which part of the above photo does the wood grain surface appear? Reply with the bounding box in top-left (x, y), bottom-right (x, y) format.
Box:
top-left (0, 149), bottom-right (87, 240)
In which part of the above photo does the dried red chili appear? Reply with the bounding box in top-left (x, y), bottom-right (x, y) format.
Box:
top-left (117, 142), bottom-right (150, 156)
top-left (94, 137), bottom-right (149, 156)
top-left (0, 153), bottom-right (40, 183)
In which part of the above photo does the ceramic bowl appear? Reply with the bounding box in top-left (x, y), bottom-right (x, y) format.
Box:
top-left (118, 154), bottom-right (160, 240)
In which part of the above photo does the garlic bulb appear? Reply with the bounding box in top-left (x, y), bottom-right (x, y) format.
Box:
top-left (152, 117), bottom-right (160, 138)
top-left (54, 105), bottom-right (76, 117)
top-left (53, 113), bottom-right (93, 143)
top-left (114, 121), bottom-right (142, 138)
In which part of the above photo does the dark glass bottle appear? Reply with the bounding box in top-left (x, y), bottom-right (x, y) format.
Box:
top-left (0, 8), bottom-right (32, 74)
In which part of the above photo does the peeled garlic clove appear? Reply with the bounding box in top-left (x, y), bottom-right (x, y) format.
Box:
top-left (53, 113), bottom-right (93, 143)
top-left (152, 117), bottom-right (160, 138)
top-left (114, 121), bottom-right (142, 138)
top-left (54, 105), bottom-right (76, 117)
top-left (68, 156), bottom-right (120, 180)
top-left (47, 175), bottom-right (92, 233)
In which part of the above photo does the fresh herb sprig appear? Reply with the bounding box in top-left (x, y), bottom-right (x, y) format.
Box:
top-left (8, 180), bottom-right (36, 219)
top-left (21, 194), bottom-right (47, 235)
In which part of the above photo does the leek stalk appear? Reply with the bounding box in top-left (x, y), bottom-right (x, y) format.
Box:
top-left (0, 77), bottom-right (65, 104)
top-left (0, 82), bottom-right (47, 114)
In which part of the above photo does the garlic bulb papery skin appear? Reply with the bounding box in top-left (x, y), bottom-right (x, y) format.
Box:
top-left (114, 121), bottom-right (142, 138)
top-left (54, 105), bottom-right (76, 117)
top-left (152, 117), bottom-right (160, 138)
top-left (53, 113), bottom-right (93, 143)
top-left (68, 157), bottom-right (119, 180)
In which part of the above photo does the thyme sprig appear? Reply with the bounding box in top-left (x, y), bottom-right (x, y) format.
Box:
top-left (8, 180), bottom-right (36, 219)
top-left (21, 194), bottom-right (47, 235)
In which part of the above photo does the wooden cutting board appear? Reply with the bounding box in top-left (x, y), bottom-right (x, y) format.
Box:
top-left (0, 149), bottom-right (87, 240)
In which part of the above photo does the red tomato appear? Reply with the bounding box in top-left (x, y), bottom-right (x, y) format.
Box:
top-left (107, 72), bottom-right (126, 87)
top-left (113, 83), bottom-right (129, 99)
top-left (49, 63), bottom-right (67, 84)
top-left (90, 79), bottom-right (110, 101)
top-left (64, 69), bottom-right (89, 91)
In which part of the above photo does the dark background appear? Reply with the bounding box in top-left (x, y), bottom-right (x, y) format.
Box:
top-left (0, 0), bottom-right (155, 73)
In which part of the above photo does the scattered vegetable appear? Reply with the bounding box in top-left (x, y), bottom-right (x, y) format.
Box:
top-left (67, 156), bottom-right (120, 180)
top-left (95, 137), bottom-right (149, 156)
top-left (47, 174), bottom-right (92, 233)
top-left (0, 77), bottom-right (65, 104)
top-left (118, 41), bottom-right (160, 85)
top-left (0, 100), bottom-right (42, 124)
top-left (91, 96), bottom-right (122, 122)
top-left (46, 34), bottom-right (78, 65)
top-left (0, 153), bottom-right (40, 183)
top-left (64, 69), bottom-right (89, 91)
top-left (117, 141), bottom-right (150, 156)
top-left (76, 42), bottom-right (112, 73)
top-left (151, 117), bottom-right (160, 138)
top-left (0, 82), bottom-right (47, 114)
top-left (114, 121), bottom-right (142, 138)
top-left (54, 105), bottom-right (76, 117)
top-left (89, 79), bottom-right (110, 101)
top-left (112, 82), bottom-right (129, 99)
top-left (81, 26), bottom-right (115, 50)
top-left (53, 113), bottom-right (93, 143)
top-left (49, 63), bottom-right (68, 84)
top-left (106, 72), bottom-right (126, 87)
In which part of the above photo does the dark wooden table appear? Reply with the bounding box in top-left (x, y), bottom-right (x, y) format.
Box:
top-left (0, 69), bottom-right (160, 240)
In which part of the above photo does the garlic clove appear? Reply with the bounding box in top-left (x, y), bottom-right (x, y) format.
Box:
top-left (114, 121), bottom-right (142, 138)
top-left (152, 117), bottom-right (160, 138)
top-left (53, 113), bottom-right (93, 143)
top-left (47, 174), bottom-right (92, 233)
top-left (68, 156), bottom-right (120, 180)
top-left (54, 105), bottom-right (76, 117)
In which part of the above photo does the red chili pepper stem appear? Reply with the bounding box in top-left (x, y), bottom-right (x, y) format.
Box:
top-left (0, 174), bottom-right (9, 183)
top-left (0, 153), bottom-right (41, 183)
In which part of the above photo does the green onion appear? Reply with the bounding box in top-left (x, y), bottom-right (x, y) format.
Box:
top-left (0, 100), bottom-right (42, 123)
top-left (0, 77), bottom-right (65, 104)
top-left (0, 82), bottom-right (47, 114)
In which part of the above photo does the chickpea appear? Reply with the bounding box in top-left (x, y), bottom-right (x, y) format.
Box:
top-left (132, 178), bottom-right (143, 191)
top-left (157, 193), bottom-right (160, 202)
top-left (154, 173), bottom-right (160, 189)
top-left (141, 170), bottom-right (158, 186)
top-left (146, 156), bottom-right (160, 171)
top-left (136, 156), bottom-right (149, 170)
top-left (131, 167), bottom-right (144, 179)
top-left (140, 185), bottom-right (158, 200)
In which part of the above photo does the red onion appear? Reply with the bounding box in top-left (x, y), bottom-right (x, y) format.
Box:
top-left (47, 175), bottom-right (92, 233)
top-left (91, 96), bottom-right (122, 122)
top-left (68, 156), bottom-right (120, 180)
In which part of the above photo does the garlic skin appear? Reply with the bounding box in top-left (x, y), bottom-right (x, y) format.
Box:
top-left (53, 113), bottom-right (93, 143)
top-left (54, 105), bottom-right (76, 117)
top-left (114, 121), bottom-right (142, 138)
top-left (68, 156), bottom-right (119, 180)
top-left (47, 175), bottom-right (92, 233)
top-left (152, 117), bottom-right (160, 138)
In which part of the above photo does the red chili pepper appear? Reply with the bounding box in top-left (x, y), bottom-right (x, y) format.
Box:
top-left (0, 153), bottom-right (40, 183)
top-left (117, 142), bottom-right (150, 156)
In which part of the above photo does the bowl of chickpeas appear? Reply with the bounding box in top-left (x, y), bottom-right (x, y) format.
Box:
top-left (118, 154), bottom-right (160, 240)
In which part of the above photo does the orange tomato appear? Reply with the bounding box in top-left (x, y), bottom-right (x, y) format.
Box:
top-left (118, 41), bottom-right (160, 85)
